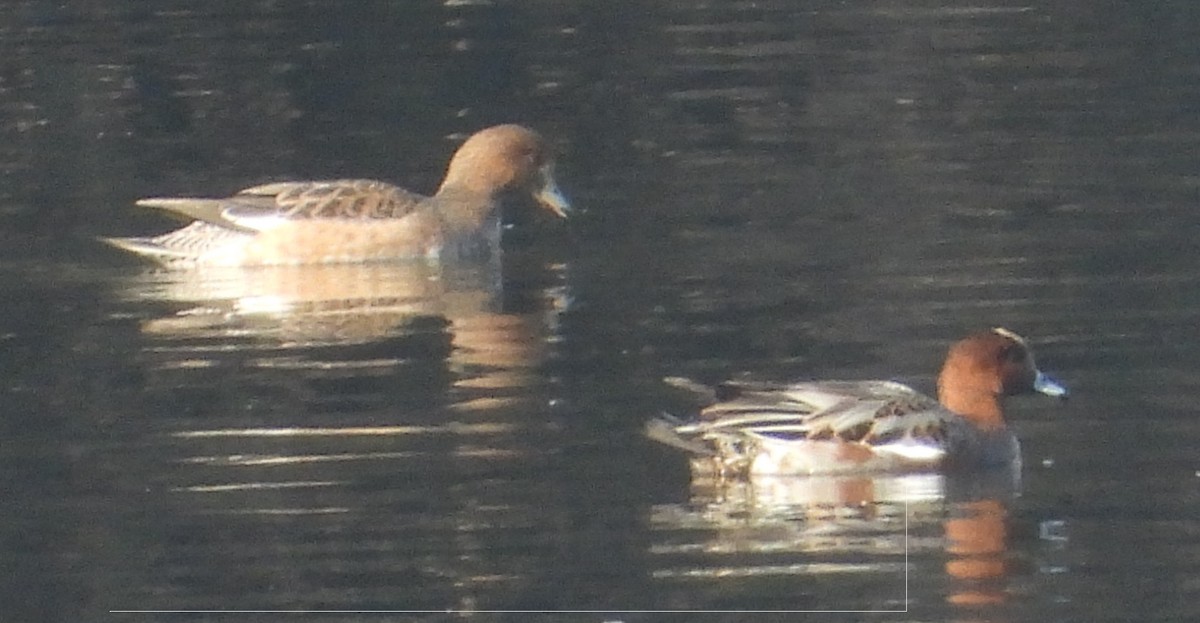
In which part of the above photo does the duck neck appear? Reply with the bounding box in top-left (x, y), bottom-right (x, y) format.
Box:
top-left (937, 384), bottom-right (1007, 431)
top-left (431, 184), bottom-right (499, 233)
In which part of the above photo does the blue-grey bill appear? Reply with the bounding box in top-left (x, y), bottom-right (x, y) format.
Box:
top-left (1034, 371), bottom-right (1069, 398)
top-left (536, 166), bottom-right (571, 217)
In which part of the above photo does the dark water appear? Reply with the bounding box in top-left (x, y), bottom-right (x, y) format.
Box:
top-left (3, 1), bottom-right (1199, 621)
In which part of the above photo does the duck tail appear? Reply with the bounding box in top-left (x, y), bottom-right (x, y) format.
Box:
top-left (99, 236), bottom-right (188, 265)
top-left (645, 412), bottom-right (715, 456)
top-left (662, 376), bottom-right (719, 403)
top-left (136, 198), bottom-right (262, 233)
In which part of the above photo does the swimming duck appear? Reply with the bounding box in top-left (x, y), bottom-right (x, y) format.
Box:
top-left (647, 328), bottom-right (1068, 476)
top-left (104, 124), bottom-right (570, 267)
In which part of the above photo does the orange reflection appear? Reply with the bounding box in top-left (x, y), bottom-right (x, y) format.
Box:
top-left (945, 498), bottom-right (1010, 607)
top-left (650, 468), bottom-right (1021, 612)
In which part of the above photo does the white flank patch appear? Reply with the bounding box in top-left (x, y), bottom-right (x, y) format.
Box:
top-left (875, 440), bottom-right (946, 462)
top-left (230, 213), bottom-right (290, 232)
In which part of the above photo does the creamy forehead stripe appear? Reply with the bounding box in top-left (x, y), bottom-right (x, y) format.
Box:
top-left (991, 327), bottom-right (1027, 345)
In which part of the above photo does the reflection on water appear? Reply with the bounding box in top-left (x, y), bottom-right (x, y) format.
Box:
top-left (101, 257), bottom-right (576, 612)
top-left (945, 498), bottom-right (1011, 607)
top-left (649, 469), bottom-right (1021, 613)
top-left (116, 259), bottom-right (565, 398)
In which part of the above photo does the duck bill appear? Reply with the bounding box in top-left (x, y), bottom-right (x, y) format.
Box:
top-left (1034, 371), bottom-right (1069, 399)
top-left (534, 164), bottom-right (571, 218)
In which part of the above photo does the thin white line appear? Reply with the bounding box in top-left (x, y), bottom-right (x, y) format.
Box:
top-left (905, 500), bottom-right (911, 612)
top-left (113, 501), bottom-right (913, 614)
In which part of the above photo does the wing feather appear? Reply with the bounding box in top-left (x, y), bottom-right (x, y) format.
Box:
top-left (669, 378), bottom-right (950, 448)
top-left (136, 179), bottom-right (430, 235)
top-left (235, 179), bottom-right (427, 220)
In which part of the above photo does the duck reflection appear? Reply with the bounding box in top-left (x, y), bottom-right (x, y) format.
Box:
top-left (943, 497), bottom-right (1012, 609)
top-left (109, 259), bottom-right (570, 610)
top-left (134, 262), bottom-right (460, 342)
top-left (116, 259), bottom-right (565, 390)
top-left (649, 468), bottom-right (1020, 613)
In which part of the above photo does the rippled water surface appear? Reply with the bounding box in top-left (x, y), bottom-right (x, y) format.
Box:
top-left (3, 1), bottom-right (1199, 622)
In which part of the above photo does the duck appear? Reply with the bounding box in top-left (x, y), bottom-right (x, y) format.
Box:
top-left (103, 124), bottom-right (570, 267)
top-left (646, 328), bottom-right (1068, 476)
